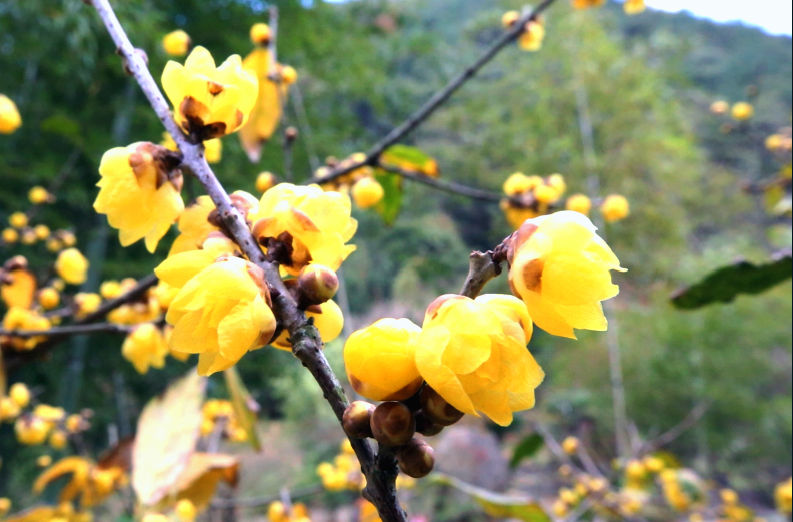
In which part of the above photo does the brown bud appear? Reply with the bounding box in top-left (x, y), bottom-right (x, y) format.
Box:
top-left (419, 386), bottom-right (463, 427)
top-left (414, 411), bottom-right (443, 437)
top-left (4, 255), bottom-right (28, 271)
top-left (370, 402), bottom-right (415, 447)
top-left (296, 264), bottom-right (339, 306)
top-left (343, 401), bottom-right (374, 439)
top-left (397, 438), bottom-right (435, 478)
top-left (285, 126), bottom-right (298, 141)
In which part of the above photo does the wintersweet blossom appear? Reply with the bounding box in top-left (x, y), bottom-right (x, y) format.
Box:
top-left (415, 294), bottom-right (544, 426)
top-left (158, 255), bottom-right (276, 375)
top-left (94, 143), bottom-right (184, 253)
top-left (122, 323), bottom-right (169, 374)
top-left (249, 183), bottom-right (357, 276)
top-left (162, 46), bottom-right (257, 140)
top-left (508, 211), bottom-right (625, 338)
top-left (343, 318), bottom-right (423, 401)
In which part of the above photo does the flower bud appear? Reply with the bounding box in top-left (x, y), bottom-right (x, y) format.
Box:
top-left (256, 171), bottom-right (276, 193)
top-left (419, 386), bottom-right (463, 426)
top-left (397, 438), bottom-right (435, 478)
top-left (414, 411), bottom-right (443, 437)
top-left (502, 10), bottom-right (520, 28)
top-left (370, 401), bottom-right (415, 447)
top-left (297, 263), bottom-right (339, 306)
top-left (9, 383), bottom-right (30, 408)
top-left (250, 23), bottom-right (271, 45)
top-left (342, 401), bottom-right (374, 439)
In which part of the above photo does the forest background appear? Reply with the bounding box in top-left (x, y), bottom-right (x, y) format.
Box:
top-left (0, 0), bottom-right (790, 517)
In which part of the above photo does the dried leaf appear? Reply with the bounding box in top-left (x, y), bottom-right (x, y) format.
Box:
top-left (223, 367), bottom-right (262, 451)
top-left (431, 473), bottom-right (550, 522)
top-left (132, 370), bottom-right (206, 506)
top-left (2, 268), bottom-right (37, 309)
top-left (239, 48), bottom-right (288, 162)
top-left (157, 453), bottom-right (239, 512)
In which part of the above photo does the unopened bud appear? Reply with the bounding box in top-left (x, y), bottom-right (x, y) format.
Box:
top-left (414, 411), bottom-right (443, 437)
top-left (285, 126), bottom-right (298, 141)
top-left (343, 400), bottom-right (374, 439)
top-left (419, 386), bottom-right (463, 426)
top-left (370, 401), bottom-right (415, 447)
top-left (397, 438), bottom-right (435, 478)
top-left (297, 264), bottom-right (338, 306)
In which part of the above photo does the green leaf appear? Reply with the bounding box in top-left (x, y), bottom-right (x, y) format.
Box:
top-left (40, 113), bottom-right (83, 147)
top-left (373, 168), bottom-right (403, 225)
top-left (223, 367), bottom-right (263, 452)
top-left (380, 144), bottom-right (439, 177)
top-left (430, 472), bottom-right (550, 522)
top-left (509, 433), bottom-right (544, 468)
top-left (671, 251), bottom-right (792, 309)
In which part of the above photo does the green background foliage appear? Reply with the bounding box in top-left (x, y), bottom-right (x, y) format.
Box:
top-left (0, 0), bottom-right (790, 515)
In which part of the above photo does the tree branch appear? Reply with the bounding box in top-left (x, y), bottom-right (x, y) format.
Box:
top-left (313, 0), bottom-right (559, 185)
top-left (376, 162), bottom-right (505, 203)
top-left (0, 322), bottom-right (132, 339)
top-left (89, 2), bottom-right (404, 519)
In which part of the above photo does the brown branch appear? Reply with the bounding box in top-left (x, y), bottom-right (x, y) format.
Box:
top-left (4, 274), bottom-right (158, 370)
top-left (459, 251), bottom-right (502, 298)
top-left (313, 0), bottom-right (560, 185)
top-left (376, 162), bottom-right (505, 203)
top-left (639, 401), bottom-right (711, 455)
top-left (0, 322), bottom-right (132, 339)
top-left (89, 2), bottom-right (404, 519)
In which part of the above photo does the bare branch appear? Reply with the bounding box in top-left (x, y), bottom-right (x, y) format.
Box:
top-left (89, 2), bottom-right (404, 519)
top-left (640, 401), bottom-right (711, 455)
top-left (460, 251), bottom-right (502, 298)
top-left (0, 322), bottom-right (132, 339)
top-left (376, 162), bottom-right (504, 203)
top-left (314, 0), bottom-right (560, 185)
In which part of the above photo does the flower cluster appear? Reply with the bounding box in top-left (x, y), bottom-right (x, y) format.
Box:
top-left (199, 399), bottom-right (248, 442)
top-left (500, 172), bottom-right (568, 227)
top-left (340, 211), bottom-right (623, 482)
top-left (0, 385), bottom-right (89, 450)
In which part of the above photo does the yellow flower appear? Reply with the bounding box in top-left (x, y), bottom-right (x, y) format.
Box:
top-left (250, 183), bottom-right (357, 276)
top-left (776, 477), bottom-right (792, 514)
top-left (566, 194), bottom-right (592, 215)
top-left (572, 0), bottom-right (605, 9)
top-left (2, 227), bottom-right (18, 243)
top-left (731, 101), bottom-right (754, 121)
top-left (168, 195), bottom-right (218, 254)
top-left (271, 299), bottom-right (343, 350)
top-left (351, 177), bottom-right (384, 209)
top-left (94, 142), bottom-right (185, 253)
top-left (256, 171), bottom-right (276, 193)
top-left (122, 323), bottom-right (169, 374)
top-left (502, 10), bottom-right (520, 28)
top-left (162, 46), bottom-right (258, 140)
top-left (508, 211), bottom-right (625, 339)
top-left (28, 186), bottom-right (51, 204)
top-left (9, 382), bottom-right (31, 408)
top-left (9, 211), bottom-right (28, 228)
top-left (561, 436), bottom-right (579, 454)
top-left (250, 23), bottom-right (271, 45)
top-left (344, 318), bottom-right (423, 401)
top-left (518, 19), bottom-right (545, 52)
top-left (501, 200), bottom-right (541, 229)
top-left (16, 415), bottom-right (51, 445)
top-left (160, 256), bottom-right (276, 375)
top-left (0, 94), bottom-right (22, 134)
top-left (600, 194), bottom-right (630, 223)
top-left (503, 172), bottom-right (531, 196)
top-left (162, 29), bottom-right (191, 56)
top-left (75, 292), bottom-right (102, 317)
top-left (0, 497), bottom-right (10, 516)
top-left (176, 499), bottom-right (197, 521)
top-left (534, 183), bottom-right (559, 204)
top-left (624, 0), bottom-right (645, 14)
top-left (1, 307), bottom-right (51, 350)
top-left (415, 294), bottom-right (544, 426)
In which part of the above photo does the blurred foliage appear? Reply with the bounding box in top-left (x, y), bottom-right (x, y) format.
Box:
top-left (0, 0), bottom-right (791, 513)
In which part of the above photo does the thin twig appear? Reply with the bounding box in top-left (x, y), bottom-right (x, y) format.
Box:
top-left (376, 162), bottom-right (505, 202)
top-left (313, 0), bottom-right (559, 185)
top-left (0, 322), bottom-right (132, 339)
top-left (640, 401), bottom-right (711, 455)
top-left (459, 251), bottom-right (501, 298)
top-left (290, 83), bottom-right (321, 172)
top-left (89, 2), bottom-right (404, 519)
